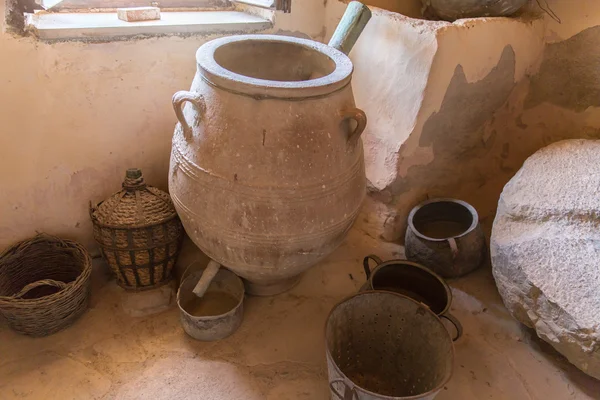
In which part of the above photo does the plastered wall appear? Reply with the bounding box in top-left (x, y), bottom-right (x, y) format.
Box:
top-left (2, 0), bottom-right (599, 251)
top-left (326, 0), bottom-right (600, 242)
top-left (0, 1), bottom-right (327, 250)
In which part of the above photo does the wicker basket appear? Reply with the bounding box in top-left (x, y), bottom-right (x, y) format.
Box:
top-left (90, 168), bottom-right (184, 291)
top-left (0, 234), bottom-right (92, 337)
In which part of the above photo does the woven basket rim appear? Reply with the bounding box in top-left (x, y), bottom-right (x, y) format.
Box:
top-left (0, 233), bottom-right (92, 305)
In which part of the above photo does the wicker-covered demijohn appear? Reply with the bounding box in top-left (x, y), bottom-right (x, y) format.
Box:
top-left (90, 168), bottom-right (184, 291)
top-left (0, 233), bottom-right (92, 337)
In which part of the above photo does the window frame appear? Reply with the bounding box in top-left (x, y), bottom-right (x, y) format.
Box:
top-left (43, 0), bottom-right (231, 11)
top-left (36, 0), bottom-right (289, 12)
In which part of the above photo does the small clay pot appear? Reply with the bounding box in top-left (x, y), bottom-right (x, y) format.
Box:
top-left (405, 198), bottom-right (486, 278)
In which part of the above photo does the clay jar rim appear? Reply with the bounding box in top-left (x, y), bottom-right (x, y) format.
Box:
top-left (195, 34), bottom-right (354, 99)
top-left (366, 259), bottom-right (453, 316)
top-left (407, 198), bottom-right (479, 243)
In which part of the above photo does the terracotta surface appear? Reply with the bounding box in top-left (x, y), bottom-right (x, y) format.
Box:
top-left (1, 225), bottom-right (600, 399)
top-left (169, 35), bottom-right (366, 295)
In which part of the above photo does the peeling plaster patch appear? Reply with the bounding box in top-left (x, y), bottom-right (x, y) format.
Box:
top-left (418, 46), bottom-right (516, 150)
top-left (383, 46), bottom-right (517, 241)
top-left (526, 26), bottom-right (600, 112)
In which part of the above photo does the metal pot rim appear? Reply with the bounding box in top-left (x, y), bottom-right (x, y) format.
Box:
top-left (407, 198), bottom-right (479, 242)
top-left (325, 290), bottom-right (455, 400)
top-left (366, 259), bottom-right (453, 316)
top-left (195, 34), bottom-right (354, 99)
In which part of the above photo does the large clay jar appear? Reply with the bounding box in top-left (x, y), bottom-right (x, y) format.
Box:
top-left (169, 35), bottom-right (366, 295)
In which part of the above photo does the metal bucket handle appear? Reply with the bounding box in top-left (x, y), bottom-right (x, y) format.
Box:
top-left (330, 378), bottom-right (358, 400)
top-left (362, 254), bottom-right (383, 279)
top-left (440, 312), bottom-right (463, 342)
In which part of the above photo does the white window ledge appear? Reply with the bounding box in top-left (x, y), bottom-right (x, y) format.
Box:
top-left (26, 11), bottom-right (272, 40)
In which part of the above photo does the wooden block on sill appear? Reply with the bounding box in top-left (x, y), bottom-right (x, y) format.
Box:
top-left (117, 7), bottom-right (161, 22)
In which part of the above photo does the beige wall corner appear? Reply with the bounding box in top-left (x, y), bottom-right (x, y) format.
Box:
top-left (0, 1), bottom-right (327, 250)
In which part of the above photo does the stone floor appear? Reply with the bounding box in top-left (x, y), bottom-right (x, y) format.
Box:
top-left (1, 227), bottom-right (600, 399)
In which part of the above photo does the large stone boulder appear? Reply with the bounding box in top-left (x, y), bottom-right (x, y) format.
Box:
top-left (491, 139), bottom-right (600, 379)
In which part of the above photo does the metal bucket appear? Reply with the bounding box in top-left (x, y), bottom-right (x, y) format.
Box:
top-left (177, 267), bottom-right (244, 341)
top-left (325, 291), bottom-right (454, 400)
top-left (361, 255), bottom-right (462, 341)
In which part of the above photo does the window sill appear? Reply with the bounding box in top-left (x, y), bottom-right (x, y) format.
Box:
top-left (26, 11), bottom-right (272, 41)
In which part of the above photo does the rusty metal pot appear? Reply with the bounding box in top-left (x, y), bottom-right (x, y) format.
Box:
top-left (361, 255), bottom-right (462, 340)
top-left (169, 33), bottom-right (368, 295)
top-left (405, 198), bottom-right (486, 278)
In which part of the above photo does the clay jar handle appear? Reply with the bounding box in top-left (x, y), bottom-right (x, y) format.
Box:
top-left (339, 108), bottom-right (367, 146)
top-left (447, 237), bottom-right (459, 260)
top-left (172, 91), bottom-right (206, 140)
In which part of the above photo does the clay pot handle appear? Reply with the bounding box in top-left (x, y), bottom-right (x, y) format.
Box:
top-left (5, 279), bottom-right (67, 300)
top-left (362, 254), bottom-right (383, 280)
top-left (447, 237), bottom-right (459, 260)
top-left (440, 312), bottom-right (463, 341)
top-left (192, 260), bottom-right (221, 298)
top-left (329, 379), bottom-right (358, 400)
top-left (172, 91), bottom-right (206, 140)
top-left (340, 108), bottom-right (367, 146)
